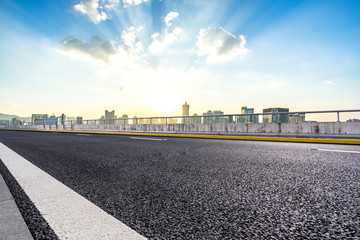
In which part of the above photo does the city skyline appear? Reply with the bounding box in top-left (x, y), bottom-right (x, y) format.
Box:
top-left (3, 101), bottom-right (359, 125)
top-left (1, 0), bottom-right (360, 119)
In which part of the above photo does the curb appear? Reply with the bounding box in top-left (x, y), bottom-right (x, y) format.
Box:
top-left (0, 172), bottom-right (33, 240)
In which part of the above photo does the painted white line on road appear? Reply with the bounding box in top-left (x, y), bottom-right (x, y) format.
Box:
top-left (311, 148), bottom-right (360, 154)
top-left (130, 137), bottom-right (165, 141)
top-left (77, 134), bottom-right (90, 136)
top-left (0, 142), bottom-right (147, 240)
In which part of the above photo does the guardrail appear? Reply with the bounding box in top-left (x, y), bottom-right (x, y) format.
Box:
top-left (18, 109), bottom-right (360, 126)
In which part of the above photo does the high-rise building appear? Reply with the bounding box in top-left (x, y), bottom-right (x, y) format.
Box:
top-left (105, 110), bottom-right (116, 124)
top-left (32, 114), bottom-right (48, 125)
top-left (182, 101), bottom-right (190, 116)
top-left (59, 114), bottom-right (67, 125)
top-left (182, 101), bottom-right (190, 124)
top-left (263, 108), bottom-right (289, 123)
top-left (237, 107), bottom-right (259, 123)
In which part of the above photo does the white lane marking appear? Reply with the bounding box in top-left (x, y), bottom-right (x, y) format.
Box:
top-left (311, 148), bottom-right (360, 154)
top-left (0, 142), bottom-right (146, 240)
top-left (77, 134), bottom-right (90, 136)
top-left (130, 137), bottom-right (165, 141)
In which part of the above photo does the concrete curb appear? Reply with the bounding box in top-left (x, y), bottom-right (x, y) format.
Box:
top-left (0, 172), bottom-right (33, 240)
top-left (1, 128), bottom-right (360, 145)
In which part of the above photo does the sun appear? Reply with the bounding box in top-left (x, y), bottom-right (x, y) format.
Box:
top-left (146, 87), bottom-right (179, 115)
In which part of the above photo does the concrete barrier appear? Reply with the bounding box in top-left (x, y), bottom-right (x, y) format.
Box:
top-left (8, 122), bottom-right (360, 136)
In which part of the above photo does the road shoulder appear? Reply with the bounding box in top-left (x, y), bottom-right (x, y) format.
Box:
top-left (0, 172), bottom-right (33, 240)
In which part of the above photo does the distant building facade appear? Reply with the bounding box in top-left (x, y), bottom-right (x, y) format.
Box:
top-left (59, 114), bottom-right (67, 125)
top-left (347, 119), bottom-right (360, 122)
top-left (121, 115), bottom-right (129, 124)
top-left (263, 108), bottom-right (289, 123)
top-left (44, 115), bottom-right (58, 125)
top-left (237, 107), bottom-right (259, 123)
top-left (203, 110), bottom-right (229, 124)
top-left (0, 120), bottom-right (10, 126)
top-left (32, 114), bottom-right (48, 125)
top-left (105, 110), bottom-right (116, 124)
top-left (11, 118), bottom-right (21, 126)
top-left (76, 117), bottom-right (83, 125)
top-left (289, 113), bottom-right (305, 123)
top-left (188, 113), bottom-right (201, 124)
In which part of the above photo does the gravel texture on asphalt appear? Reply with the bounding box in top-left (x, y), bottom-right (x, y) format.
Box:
top-left (0, 159), bottom-right (59, 240)
top-left (0, 130), bottom-right (359, 239)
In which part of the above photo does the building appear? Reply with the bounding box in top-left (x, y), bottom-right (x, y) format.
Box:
top-left (76, 117), bottom-right (83, 125)
top-left (289, 113), bottom-right (305, 123)
top-left (263, 108), bottom-right (289, 123)
top-left (121, 115), bottom-right (129, 124)
top-left (203, 110), bottom-right (229, 124)
top-left (11, 118), bottom-right (21, 126)
top-left (0, 120), bottom-right (10, 126)
top-left (168, 118), bottom-right (178, 124)
top-left (59, 114), bottom-right (67, 125)
top-left (347, 119), bottom-right (360, 122)
top-left (105, 110), bottom-right (116, 124)
top-left (237, 107), bottom-right (259, 123)
top-left (188, 113), bottom-right (201, 124)
top-left (44, 115), bottom-right (58, 125)
top-left (32, 114), bottom-right (48, 125)
top-left (182, 101), bottom-right (190, 116)
top-left (182, 101), bottom-right (190, 124)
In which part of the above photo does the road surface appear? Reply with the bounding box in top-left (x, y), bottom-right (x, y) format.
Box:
top-left (0, 130), bottom-right (359, 239)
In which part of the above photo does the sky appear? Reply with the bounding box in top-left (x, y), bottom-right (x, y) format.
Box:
top-left (0, 0), bottom-right (359, 119)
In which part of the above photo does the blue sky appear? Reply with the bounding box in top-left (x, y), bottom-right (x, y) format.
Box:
top-left (0, 0), bottom-right (359, 118)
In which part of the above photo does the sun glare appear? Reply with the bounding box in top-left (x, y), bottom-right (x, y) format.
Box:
top-left (146, 87), bottom-right (179, 115)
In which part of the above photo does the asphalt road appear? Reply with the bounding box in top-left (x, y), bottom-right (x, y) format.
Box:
top-left (0, 130), bottom-right (360, 239)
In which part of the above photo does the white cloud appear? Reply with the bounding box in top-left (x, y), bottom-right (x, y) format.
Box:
top-left (123, 0), bottom-right (149, 7)
top-left (104, 0), bottom-right (120, 10)
top-left (148, 27), bottom-right (183, 53)
top-left (59, 35), bottom-right (118, 63)
top-left (73, 0), bottom-right (149, 22)
top-left (73, 0), bottom-right (108, 24)
top-left (196, 27), bottom-right (249, 63)
top-left (165, 12), bottom-right (179, 26)
top-left (120, 26), bottom-right (143, 53)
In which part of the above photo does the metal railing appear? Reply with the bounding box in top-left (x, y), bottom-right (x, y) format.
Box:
top-left (18, 109), bottom-right (360, 127)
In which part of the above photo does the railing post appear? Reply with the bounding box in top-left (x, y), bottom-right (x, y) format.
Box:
top-left (150, 118), bottom-right (152, 124)
top-left (166, 117), bottom-right (168, 125)
top-left (337, 112), bottom-right (340, 122)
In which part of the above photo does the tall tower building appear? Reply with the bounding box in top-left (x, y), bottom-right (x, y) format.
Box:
top-left (182, 101), bottom-right (190, 124)
top-left (182, 101), bottom-right (190, 116)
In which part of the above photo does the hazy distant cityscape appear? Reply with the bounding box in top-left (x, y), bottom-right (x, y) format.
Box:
top-left (1, 102), bottom-right (359, 127)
